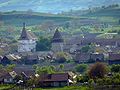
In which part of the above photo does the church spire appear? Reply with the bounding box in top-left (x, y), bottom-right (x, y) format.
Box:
top-left (19, 22), bottom-right (31, 40)
top-left (52, 27), bottom-right (64, 43)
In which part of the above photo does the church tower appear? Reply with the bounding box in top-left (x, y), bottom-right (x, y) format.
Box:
top-left (18, 23), bottom-right (37, 53)
top-left (51, 28), bottom-right (64, 53)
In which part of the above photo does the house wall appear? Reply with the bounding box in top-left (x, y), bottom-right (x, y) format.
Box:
top-left (51, 43), bottom-right (64, 53)
top-left (109, 60), bottom-right (120, 65)
top-left (4, 78), bottom-right (13, 84)
top-left (18, 40), bottom-right (36, 52)
top-left (40, 81), bottom-right (68, 87)
top-left (90, 54), bottom-right (104, 61)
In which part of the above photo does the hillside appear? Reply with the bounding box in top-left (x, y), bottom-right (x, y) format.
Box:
top-left (0, 0), bottom-right (120, 13)
top-left (62, 5), bottom-right (120, 18)
top-left (84, 8), bottom-right (120, 18)
top-left (0, 11), bottom-right (74, 26)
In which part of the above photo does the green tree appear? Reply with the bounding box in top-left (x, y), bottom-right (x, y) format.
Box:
top-left (81, 45), bottom-right (91, 53)
top-left (59, 64), bottom-right (64, 71)
top-left (50, 65), bottom-right (56, 72)
top-left (36, 66), bottom-right (56, 75)
top-left (96, 78), bottom-right (104, 85)
top-left (80, 44), bottom-right (94, 53)
top-left (56, 52), bottom-right (72, 63)
top-left (6, 64), bottom-right (16, 72)
top-left (36, 36), bottom-right (51, 51)
top-left (111, 64), bottom-right (120, 73)
top-left (26, 76), bottom-right (39, 87)
top-left (0, 64), bottom-right (3, 70)
top-left (33, 64), bottom-right (38, 70)
top-left (104, 77), bottom-right (112, 85)
top-left (88, 79), bottom-right (95, 86)
top-left (112, 73), bottom-right (120, 85)
top-left (75, 64), bottom-right (88, 73)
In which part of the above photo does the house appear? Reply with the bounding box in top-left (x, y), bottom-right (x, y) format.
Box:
top-left (13, 68), bottom-right (35, 78)
top-left (39, 73), bottom-right (73, 87)
top-left (1, 56), bottom-right (11, 65)
top-left (90, 53), bottom-right (104, 62)
top-left (0, 70), bottom-right (7, 84)
top-left (74, 52), bottom-right (104, 63)
top-left (108, 53), bottom-right (120, 65)
top-left (24, 54), bottom-right (39, 65)
top-left (74, 53), bottom-right (91, 63)
top-left (0, 68), bottom-right (35, 84)
top-left (0, 71), bottom-right (17, 84)
top-left (0, 54), bottom-right (21, 65)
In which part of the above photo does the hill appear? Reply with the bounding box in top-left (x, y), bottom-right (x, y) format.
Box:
top-left (0, 0), bottom-right (120, 13)
top-left (84, 7), bottom-right (120, 18)
top-left (0, 11), bottom-right (74, 26)
top-left (62, 5), bottom-right (120, 18)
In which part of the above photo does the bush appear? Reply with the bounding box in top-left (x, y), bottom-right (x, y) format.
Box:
top-left (88, 79), bottom-right (95, 86)
top-left (56, 52), bottom-right (72, 63)
top-left (75, 64), bottom-right (88, 73)
top-left (88, 62), bottom-right (108, 79)
top-left (111, 64), bottom-right (120, 73)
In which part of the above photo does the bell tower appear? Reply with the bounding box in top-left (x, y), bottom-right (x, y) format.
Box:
top-left (51, 28), bottom-right (64, 53)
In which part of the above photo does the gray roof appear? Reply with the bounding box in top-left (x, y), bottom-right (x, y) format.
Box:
top-left (19, 23), bottom-right (37, 40)
top-left (52, 28), bottom-right (64, 43)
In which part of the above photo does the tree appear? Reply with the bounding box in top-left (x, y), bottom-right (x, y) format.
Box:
top-left (96, 78), bottom-right (104, 85)
top-left (36, 36), bottom-right (51, 51)
top-left (88, 62), bottom-right (108, 79)
top-left (0, 64), bottom-right (3, 69)
top-left (50, 65), bottom-right (56, 72)
top-left (6, 64), bottom-right (16, 72)
top-left (81, 45), bottom-right (91, 53)
top-left (75, 64), bottom-right (88, 73)
top-left (56, 52), bottom-right (72, 63)
top-left (88, 79), bottom-right (95, 86)
top-left (33, 64), bottom-right (38, 70)
top-left (26, 76), bottom-right (39, 87)
top-left (59, 64), bottom-right (64, 71)
top-left (56, 52), bottom-right (67, 63)
top-left (112, 73), bottom-right (120, 85)
top-left (80, 44), bottom-right (95, 53)
top-left (35, 66), bottom-right (56, 75)
top-left (111, 64), bottom-right (120, 73)
top-left (103, 77), bottom-right (112, 85)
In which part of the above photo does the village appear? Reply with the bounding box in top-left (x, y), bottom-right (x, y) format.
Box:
top-left (0, 20), bottom-right (120, 89)
top-left (0, 2), bottom-right (120, 89)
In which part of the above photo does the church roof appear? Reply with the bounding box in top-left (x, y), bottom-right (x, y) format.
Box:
top-left (52, 28), bottom-right (64, 43)
top-left (19, 23), bottom-right (37, 40)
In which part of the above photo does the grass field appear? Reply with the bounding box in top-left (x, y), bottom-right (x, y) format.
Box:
top-left (0, 84), bottom-right (14, 90)
top-left (0, 85), bottom-right (91, 90)
top-left (34, 86), bottom-right (92, 90)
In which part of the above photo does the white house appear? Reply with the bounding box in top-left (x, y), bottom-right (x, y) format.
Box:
top-left (18, 23), bottom-right (37, 53)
